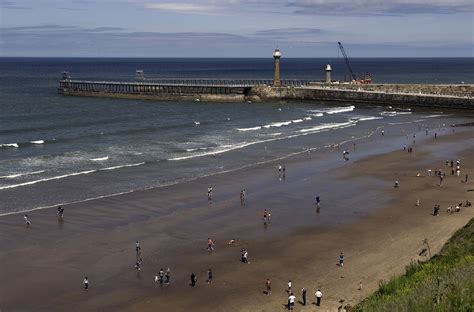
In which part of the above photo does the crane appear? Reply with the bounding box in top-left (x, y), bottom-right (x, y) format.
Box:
top-left (337, 42), bottom-right (357, 82)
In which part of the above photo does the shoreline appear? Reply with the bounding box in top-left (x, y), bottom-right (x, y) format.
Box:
top-left (0, 124), bottom-right (473, 311)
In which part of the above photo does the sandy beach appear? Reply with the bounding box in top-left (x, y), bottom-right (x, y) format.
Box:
top-left (0, 124), bottom-right (473, 312)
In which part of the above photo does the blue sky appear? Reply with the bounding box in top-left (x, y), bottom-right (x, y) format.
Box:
top-left (0, 0), bottom-right (472, 57)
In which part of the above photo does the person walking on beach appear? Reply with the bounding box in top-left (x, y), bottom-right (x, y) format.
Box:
top-left (316, 195), bottom-right (320, 206)
top-left (301, 287), bottom-right (307, 306)
top-left (465, 174), bottom-right (469, 183)
top-left (23, 214), bottom-right (31, 227)
top-left (159, 268), bottom-right (165, 285)
top-left (135, 241), bottom-right (141, 256)
top-left (241, 248), bottom-right (249, 263)
top-left (315, 289), bottom-right (323, 306)
top-left (263, 209), bottom-right (268, 225)
top-left (287, 293), bottom-right (296, 310)
top-left (240, 189), bottom-right (246, 205)
top-left (190, 273), bottom-right (197, 287)
top-left (287, 280), bottom-right (292, 293)
top-left (83, 277), bottom-right (89, 290)
top-left (207, 186), bottom-right (213, 200)
top-left (207, 238), bottom-right (215, 251)
top-left (57, 206), bottom-right (64, 219)
top-left (265, 278), bottom-right (272, 295)
top-left (207, 269), bottom-right (213, 284)
top-left (165, 268), bottom-right (171, 284)
top-left (135, 261), bottom-right (141, 271)
top-left (339, 252), bottom-right (344, 267)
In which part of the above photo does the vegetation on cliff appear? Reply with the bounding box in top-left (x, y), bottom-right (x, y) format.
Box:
top-left (350, 218), bottom-right (474, 312)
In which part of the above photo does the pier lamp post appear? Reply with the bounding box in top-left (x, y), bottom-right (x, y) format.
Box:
top-left (325, 64), bottom-right (332, 84)
top-left (273, 48), bottom-right (281, 87)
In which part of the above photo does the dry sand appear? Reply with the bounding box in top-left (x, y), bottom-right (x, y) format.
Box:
top-left (0, 127), bottom-right (473, 312)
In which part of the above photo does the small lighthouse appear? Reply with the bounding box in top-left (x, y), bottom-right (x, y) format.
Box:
top-left (325, 64), bottom-right (332, 84)
top-left (273, 48), bottom-right (281, 87)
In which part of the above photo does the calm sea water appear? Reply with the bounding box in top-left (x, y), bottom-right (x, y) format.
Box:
top-left (0, 58), bottom-right (473, 214)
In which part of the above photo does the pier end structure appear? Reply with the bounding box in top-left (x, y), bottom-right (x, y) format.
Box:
top-left (272, 48), bottom-right (282, 87)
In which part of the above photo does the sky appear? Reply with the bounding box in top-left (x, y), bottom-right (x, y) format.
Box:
top-left (0, 0), bottom-right (473, 57)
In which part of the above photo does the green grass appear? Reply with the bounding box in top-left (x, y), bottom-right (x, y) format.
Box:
top-left (349, 218), bottom-right (474, 312)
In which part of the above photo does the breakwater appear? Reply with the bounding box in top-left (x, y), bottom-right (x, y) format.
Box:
top-left (58, 79), bottom-right (474, 110)
top-left (249, 85), bottom-right (474, 110)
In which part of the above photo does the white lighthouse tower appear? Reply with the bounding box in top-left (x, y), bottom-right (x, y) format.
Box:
top-left (325, 64), bottom-right (332, 84)
top-left (273, 48), bottom-right (282, 87)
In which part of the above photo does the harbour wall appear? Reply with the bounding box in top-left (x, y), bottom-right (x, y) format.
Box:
top-left (58, 80), bottom-right (474, 110)
top-left (249, 86), bottom-right (474, 110)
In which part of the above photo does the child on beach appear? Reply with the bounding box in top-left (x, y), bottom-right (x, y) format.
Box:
top-left (23, 214), bottom-right (31, 226)
top-left (159, 268), bottom-right (164, 285)
top-left (339, 252), bottom-right (344, 267)
top-left (207, 186), bottom-right (213, 200)
top-left (57, 206), bottom-right (64, 219)
top-left (265, 278), bottom-right (272, 295)
top-left (207, 238), bottom-right (215, 251)
top-left (83, 277), bottom-right (89, 290)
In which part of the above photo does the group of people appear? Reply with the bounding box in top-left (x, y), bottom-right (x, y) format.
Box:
top-left (23, 205), bottom-right (65, 227)
top-left (285, 284), bottom-right (323, 310)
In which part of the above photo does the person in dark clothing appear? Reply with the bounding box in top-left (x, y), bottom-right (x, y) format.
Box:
top-left (190, 273), bottom-right (197, 287)
top-left (207, 269), bottom-right (213, 284)
top-left (301, 288), bottom-right (307, 305)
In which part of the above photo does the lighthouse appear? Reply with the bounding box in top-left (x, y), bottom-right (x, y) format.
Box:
top-left (273, 48), bottom-right (281, 87)
top-left (325, 64), bottom-right (332, 84)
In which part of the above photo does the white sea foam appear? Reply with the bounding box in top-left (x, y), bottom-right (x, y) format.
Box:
top-left (292, 119), bottom-right (303, 123)
top-left (30, 140), bottom-right (45, 144)
top-left (0, 143), bottom-right (19, 148)
top-left (325, 106), bottom-right (355, 115)
top-left (100, 162), bottom-right (145, 171)
top-left (194, 121), bottom-right (200, 125)
top-left (237, 126), bottom-right (261, 131)
top-left (424, 114), bottom-right (445, 118)
top-left (0, 170), bottom-right (45, 179)
top-left (298, 121), bottom-right (356, 133)
top-left (0, 163), bottom-right (146, 190)
top-left (265, 121), bottom-right (292, 128)
top-left (303, 117), bottom-right (312, 121)
top-left (91, 156), bottom-right (109, 161)
top-left (356, 116), bottom-right (384, 121)
top-left (0, 170), bottom-right (97, 190)
top-left (269, 132), bottom-right (282, 136)
top-left (380, 111), bottom-right (413, 117)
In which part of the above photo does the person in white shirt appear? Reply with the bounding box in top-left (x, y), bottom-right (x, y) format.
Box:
top-left (287, 280), bottom-right (292, 293)
top-left (23, 214), bottom-right (31, 226)
top-left (83, 277), bottom-right (89, 290)
top-left (287, 293), bottom-right (296, 310)
top-left (315, 289), bottom-right (322, 306)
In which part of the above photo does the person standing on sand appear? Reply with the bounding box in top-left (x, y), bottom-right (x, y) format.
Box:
top-left (287, 292), bottom-right (296, 310)
top-left (301, 287), bottom-right (307, 305)
top-left (339, 252), bottom-right (344, 267)
top-left (208, 186), bottom-right (213, 200)
top-left (83, 277), bottom-right (89, 290)
top-left (266, 278), bottom-right (272, 295)
top-left (466, 174), bottom-right (469, 183)
top-left (159, 268), bottom-right (165, 285)
top-left (190, 273), bottom-right (197, 287)
top-left (135, 241), bottom-right (141, 256)
top-left (57, 206), bottom-right (64, 219)
top-left (315, 289), bottom-right (322, 306)
top-left (165, 268), bottom-right (171, 284)
top-left (287, 280), bottom-right (292, 293)
top-left (207, 269), bottom-right (213, 284)
top-left (207, 238), bottom-right (215, 251)
top-left (23, 214), bottom-right (31, 227)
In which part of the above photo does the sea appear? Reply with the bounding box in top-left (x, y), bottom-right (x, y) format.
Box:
top-left (0, 57), bottom-right (473, 214)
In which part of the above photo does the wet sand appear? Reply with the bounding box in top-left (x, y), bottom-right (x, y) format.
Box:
top-left (0, 126), bottom-right (473, 312)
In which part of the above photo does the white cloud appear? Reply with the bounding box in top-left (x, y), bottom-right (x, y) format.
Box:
top-left (144, 2), bottom-right (220, 14)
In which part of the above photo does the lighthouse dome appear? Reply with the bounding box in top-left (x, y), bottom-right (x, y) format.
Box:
top-left (273, 49), bottom-right (281, 58)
